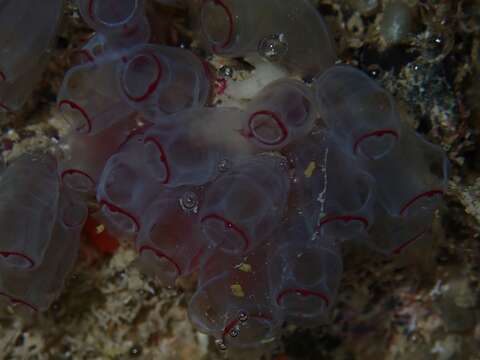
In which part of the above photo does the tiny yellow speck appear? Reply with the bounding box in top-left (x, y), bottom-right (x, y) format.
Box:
top-left (304, 161), bottom-right (316, 178)
top-left (234, 263), bottom-right (252, 272)
top-left (96, 224), bottom-right (105, 234)
top-left (231, 283), bottom-right (245, 298)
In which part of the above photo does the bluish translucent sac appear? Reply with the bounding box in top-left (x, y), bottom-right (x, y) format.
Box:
top-left (366, 201), bottom-right (435, 256)
top-left (196, 0), bottom-right (336, 76)
top-left (143, 108), bottom-right (255, 187)
top-left (57, 51), bottom-right (136, 135)
top-left (268, 217), bottom-right (343, 324)
top-left (0, 153), bottom-right (59, 270)
top-left (0, 0), bottom-right (63, 111)
top-left (188, 244), bottom-right (282, 349)
top-left (76, 0), bottom-right (150, 50)
top-left (290, 131), bottom-right (376, 243)
top-left (58, 114), bottom-right (142, 193)
top-left (314, 65), bottom-right (402, 160)
top-left (200, 154), bottom-right (290, 254)
top-left (136, 188), bottom-right (207, 287)
top-left (242, 79), bottom-right (317, 150)
top-left (117, 44), bottom-right (211, 119)
top-left (0, 186), bottom-right (87, 312)
top-left (97, 134), bottom-right (161, 234)
top-left (361, 122), bottom-right (448, 218)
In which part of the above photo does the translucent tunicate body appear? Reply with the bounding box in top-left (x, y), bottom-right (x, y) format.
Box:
top-left (315, 65), bottom-right (402, 160)
top-left (0, 0), bottom-right (63, 111)
top-left (76, 0), bottom-right (150, 50)
top-left (200, 154), bottom-right (290, 254)
top-left (58, 51), bottom-right (136, 135)
top-left (0, 153), bottom-right (59, 269)
top-left (243, 78), bottom-right (317, 150)
top-left (143, 108), bottom-right (254, 187)
top-left (59, 114), bottom-right (145, 193)
top-left (188, 244), bottom-right (281, 349)
top-left (0, 186), bottom-right (87, 312)
top-left (136, 188), bottom-right (207, 287)
top-left (97, 134), bottom-right (161, 234)
top-left (268, 218), bottom-right (343, 323)
top-left (118, 44), bottom-right (211, 119)
top-left (360, 123), bottom-right (448, 221)
top-left (288, 132), bottom-right (376, 242)
top-left (196, 0), bottom-right (336, 76)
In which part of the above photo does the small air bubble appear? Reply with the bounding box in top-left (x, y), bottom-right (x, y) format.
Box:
top-left (218, 65), bottom-right (234, 78)
top-left (229, 326), bottom-right (241, 337)
top-left (179, 191), bottom-right (199, 214)
top-left (238, 311), bottom-right (248, 322)
top-left (258, 33), bottom-right (288, 61)
top-left (217, 158), bottom-right (231, 173)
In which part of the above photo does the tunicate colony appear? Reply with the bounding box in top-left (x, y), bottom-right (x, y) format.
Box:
top-left (0, 0), bottom-right (449, 350)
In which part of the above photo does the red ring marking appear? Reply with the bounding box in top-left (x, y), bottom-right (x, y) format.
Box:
top-left (200, 214), bottom-right (250, 252)
top-left (138, 244), bottom-right (182, 276)
top-left (61, 169), bottom-right (96, 190)
top-left (318, 215), bottom-right (369, 229)
top-left (202, 0), bottom-right (234, 53)
top-left (121, 53), bottom-right (163, 102)
top-left (58, 100), bottom-right (93, 134)
top-left (99, 199), bottom-right (140, 232)
top-left (247, 110), bottom-right (288, 146)
top-left (0, 251), bottom-right (34, 268)
top-left (399, 189), bottom-right (444, 216)
top-left (143, 136), bottom-right (171, 184)
top-left (0, 292), bottom-right (38, 312)
top-left (392, 228), bottom-right (429, 255)
top-left (353, 129), bottom-right (399, 156)
top-left (276, 288), bottom-right (330, 307)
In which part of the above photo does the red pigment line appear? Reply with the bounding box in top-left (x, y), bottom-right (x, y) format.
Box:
top-left (138, 244), bottom-right (182, 276)
top-left (248, 110), bottom-right (288, 146)
top-left (399, 189), bottom-right (444, 216)
top-left (61, 169), bottom-right (96, 190)
top-left (200, 214), bottom-right (250, 252)
top-left (276, 288), bottom-right (330, 307)
top-left (0, 100), bottom-right (12, 112)
top-left (72, 49), bottom-right (95, 63)
top-left (392, 228), bottom-right (429, 255)
top-left (318, 215), bottom-right (369, 229)
top-left (0, 292), bottom-right (38, 312)
top-left (87, 0), bottom-right (98, 21)
top-left (122, 53), bottom-right (163, 102)
top-left (144, 136), bottom-right (171, 184)
top-left (99, 199), bottom-right (140, 232)
top-left (58, 100), bottom-right (93, 134)
top-left (0, 251), bottom-right (35, 268)
top-left (202, 0), bottom-right (234, 53)
top-left (353, 129), bottom-right (399, 155)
